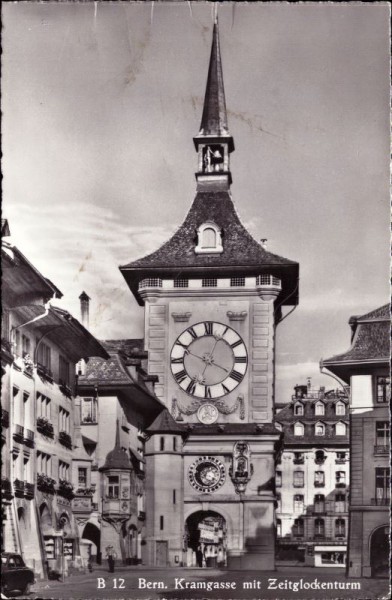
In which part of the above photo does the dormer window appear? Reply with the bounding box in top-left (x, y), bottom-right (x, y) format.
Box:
top-left (335, 421), bottom-right (346, 436)
top-left (315, 401), bottom-right (325, 416)
top-left (195, 222), bottom-right (223, 254)
top-left (335, 401), bottom-right (346, 416)
top-left (294, 422), bottom-right (304, 436)
top-left (315, 422), bottom-right (325, 436)
top-left (294, 403), bottom-right (304, 416)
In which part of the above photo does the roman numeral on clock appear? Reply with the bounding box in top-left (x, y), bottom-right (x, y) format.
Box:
top-left (186, 380), bottom-right (197, 395)
top-left (230, 339), bottom-right (242, 349)
top-left (174, 370), bottom-right (187, 383)
top-left (204, 322), bottom-right (213, 335)
top-left (171, 357), bottom-right (184, 364)
top-left (187, 327), bottom-right (197, 339)
top-left (175, 341), bottom-right (189, 350)
top-left (204, 386), bottom-right (212, 399)
top-left (229, 369), bottom-right (244, 383)
top-left (235, 356), bottom-right (247, 363)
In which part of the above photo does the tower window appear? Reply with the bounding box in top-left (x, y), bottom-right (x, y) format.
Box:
top-left (195, 222), bottom-right (223, 255)
top-left (173, 490), bottom-right (176, 504)
top-left (173, 437), bottom-right (177, 451)
top-left (160, 516), bottom-right (164, 530)
top-left (107, 475), bottom-right (119, 499)
top-left (160, 437), bottom-right (165, 451)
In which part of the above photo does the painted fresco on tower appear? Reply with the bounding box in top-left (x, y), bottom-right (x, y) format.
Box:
top-left (1, 2), bottom-right (390, 599)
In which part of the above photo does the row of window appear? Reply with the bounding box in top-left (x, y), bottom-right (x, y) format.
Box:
top-left (36, 393), bottom-right (70, 432)
top-left (277, 470), bottom-right (347, 488)
top-left (13, 333), bottom-right (72, 385)
top-left (293, 400), bottom-right (346, 416)
top-left (292, 421), bottom-right (347, 436)
top-left (36, 452), bottom-right (88, 486)
top-left (278, 493), bottom-right (347, 514)
top-left (277, 518), bottom-right (346, 538)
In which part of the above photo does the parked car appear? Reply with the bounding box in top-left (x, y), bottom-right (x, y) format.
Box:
top-left (1, 553), bottom-right (35, 596)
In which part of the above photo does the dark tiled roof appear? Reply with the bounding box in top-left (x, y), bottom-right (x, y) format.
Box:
top-left (146, 410), bottom-right (185, 433)
top-left (122, 192), bottom-right (296, 271)
top-left (81, 354), bottom-right (131, 386)
top-left (323, 304), bottom-right (390, 365)
top-left (356, 304), bottom-right (390, 321)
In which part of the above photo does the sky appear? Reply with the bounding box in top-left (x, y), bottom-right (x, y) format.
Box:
top-left (2, 1), bottom-right (390, 402)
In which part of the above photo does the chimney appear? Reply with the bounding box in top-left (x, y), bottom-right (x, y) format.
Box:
top-left (79, 291), bottom-right (91, 329)
top-left (307, 377), bottom-right (312, 390)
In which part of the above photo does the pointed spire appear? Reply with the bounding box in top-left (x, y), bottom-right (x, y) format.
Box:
top-left (115, 418), bottom-right (120, 447)
top-left (199, 17), bottom-right (229, 137)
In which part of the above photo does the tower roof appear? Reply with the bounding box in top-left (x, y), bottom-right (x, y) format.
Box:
top-left (146, 409), bottom-right (185, 434)
top-left (100, 419), bottom-right (132, 471)
top-left (120, 190), bottom-right (299, 305)
top-left (199, 21), bottom-right (228, 137)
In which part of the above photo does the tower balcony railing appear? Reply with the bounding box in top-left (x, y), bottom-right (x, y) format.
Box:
top-left (139, 274), bottom-right (282, 291)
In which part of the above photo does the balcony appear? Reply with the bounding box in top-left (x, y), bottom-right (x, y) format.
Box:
top-left (293, 457), bottom-right (304, 465)
top-left (335, 459), bottom-right (347, 464)
top-left (371, 497), bottom-right (390, 506)
top-left (314, 482), bottom-right (325, 488)
top-left (138, 510), bottom-right (146, 521)
top-left (36, 417), bottom-right (54, 439)
top-left (57, 479), bottom-right (75, 500)
top-left (374, 445), bottom-right (389, 456)
top-left (336, 483), bottom-right (346, 489)
top-left (1, 477), bottom-right (13, 500)
top-left (13, 424), bottom-right (24, 444)
top-left (23, 428), bottom-right (35, 449)
top-left (14, 478), bottom-right (25, 498)
top-left (59, 431), bottom-right (73, 450)
top-left (24, 482), bottom-right (35, 500)
top-left (37, 363), bottom-right (54, 383)
top-left (1, 408), bottom-right (9, 428)
top-left (37, 473), bottom-right (56, 495)
top-left (81, 415), bottom-right (97, 425)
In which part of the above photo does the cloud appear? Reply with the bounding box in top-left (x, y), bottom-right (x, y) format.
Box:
top-left (4, 200), bottom-right (176, 339)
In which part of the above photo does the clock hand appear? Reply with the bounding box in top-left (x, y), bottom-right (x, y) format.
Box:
top-left (211, 362), bottom-right (230, 373)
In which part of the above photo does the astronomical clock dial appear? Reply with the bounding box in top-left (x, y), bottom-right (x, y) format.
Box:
top-left (188, 456), bottom-right (226, 493)
top-left (170, 321), bottom-right (248, 398)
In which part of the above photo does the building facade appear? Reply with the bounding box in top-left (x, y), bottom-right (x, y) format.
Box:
top-left (322, 304), bottom-right (390, 578)
top-left (275, 382), bottom-right (350, 567)
top-left (1, 223), bottom-right (108, 579)
top-left (119, 20), bottom-right (299, 569)
top-left (76, 338), bottom-right (164, 565)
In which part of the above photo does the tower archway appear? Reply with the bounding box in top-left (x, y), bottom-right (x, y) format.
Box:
top-left (81, 522), bottom-right (101, 564)
top-left (185, 510), bottom-right (226, 568)
top-left (370, 525), bottom-right (390, 577)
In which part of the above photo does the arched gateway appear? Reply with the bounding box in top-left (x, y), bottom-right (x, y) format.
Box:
top-left (370, 525), bottom-right (390, 578)
top-left (185, 511), bottom-right (227, 568)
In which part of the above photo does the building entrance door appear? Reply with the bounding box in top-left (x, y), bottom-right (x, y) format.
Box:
top-left (370, 525), bottom-right (390, 577)
top-left (155, 541), bottom-right (168, 566)
top-left (185, 511), bottom-right (227, 568)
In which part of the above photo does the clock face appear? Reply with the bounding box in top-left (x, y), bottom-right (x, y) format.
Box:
top-left (170, 321), bottom-right (248, 398)
top-left (188, 456), bottom-right (226, 493)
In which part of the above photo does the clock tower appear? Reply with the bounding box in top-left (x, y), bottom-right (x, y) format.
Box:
top-left (120, 18), bottom-right (299, 569)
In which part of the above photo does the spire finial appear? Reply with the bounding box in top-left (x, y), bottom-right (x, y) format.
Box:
top-left (213, 2), bottom-right (218, 25)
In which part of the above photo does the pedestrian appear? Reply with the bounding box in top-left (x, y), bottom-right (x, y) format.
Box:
top-left (105, 545), bottom-right (117, 573)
